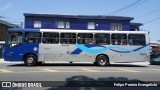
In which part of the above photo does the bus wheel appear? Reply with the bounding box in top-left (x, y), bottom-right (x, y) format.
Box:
top-left (96, 55), bottom-right (109, 67)
top-left (24, 54), bottom-right (37, 66)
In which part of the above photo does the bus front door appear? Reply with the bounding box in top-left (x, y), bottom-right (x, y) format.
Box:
top-left (4, 32), bottom-right (23, 61)
top-left (5, 45), bottom-right (23, 61)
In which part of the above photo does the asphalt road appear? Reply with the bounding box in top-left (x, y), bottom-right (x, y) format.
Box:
top-left (0, 62), bottom-right (159, 81)
top-left (0, 62), bottom-right (160, 90)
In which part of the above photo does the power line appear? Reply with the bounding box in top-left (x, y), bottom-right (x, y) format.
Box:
top-left (0, 15), bottom-right (23, 21)
top-left (2, 19), bottom-right (22, 23)
top-left (5, 17), bottom-right (23, 21)
top-left (143, 16), bottom-right (160, 25)
top-left (119, 0), bottom-right (151, 15)
top-left (0, 16), bottom-right (23, 25)
top-left (136, 8), bottom-right (160, 20)
top-left (107, 0), bottom-right (142, 15)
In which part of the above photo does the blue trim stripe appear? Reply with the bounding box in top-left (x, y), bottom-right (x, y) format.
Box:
top-left (70, 44), bottom-right (150, 54)
top-left (110, 44), bottom-right (150, 53)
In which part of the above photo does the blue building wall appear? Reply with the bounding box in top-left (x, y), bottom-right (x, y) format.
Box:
top-left (24, 13), bottom-right (142, 31)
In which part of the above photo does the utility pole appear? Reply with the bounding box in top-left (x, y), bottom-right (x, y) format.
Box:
top-left (21, 22), bottom-right (23, 28)
top-left (157, 40), bottom-right (160, 52)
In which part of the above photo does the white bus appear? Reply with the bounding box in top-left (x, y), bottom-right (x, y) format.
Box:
top-left (3, 28), bottom-right (150, 66)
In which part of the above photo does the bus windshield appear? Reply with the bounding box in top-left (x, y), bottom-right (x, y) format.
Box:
top-left (8, 31), bottom-right (23, 48)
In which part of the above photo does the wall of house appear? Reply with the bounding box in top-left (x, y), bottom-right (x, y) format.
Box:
top-left (25, 16), bottom-right (131, 30)
top-left (130, 25), bottom-right (140, 31)
top-left (0, 23), bottom-right (8, 41)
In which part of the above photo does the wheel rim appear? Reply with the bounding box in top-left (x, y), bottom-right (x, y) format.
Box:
top-left (27, 57), bottom-right (34, 64)
top-left (99, 58), bottom-right (106, 65)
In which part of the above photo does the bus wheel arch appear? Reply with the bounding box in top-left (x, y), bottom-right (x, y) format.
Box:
top-left (23, 53), bottom-right (37, 66)
top-left (95, 54), bottom-right (110, 66)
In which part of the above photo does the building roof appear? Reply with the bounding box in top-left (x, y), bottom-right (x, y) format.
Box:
top-left (0, 20), bottom-right (20, 27)
top-left (24, 13), bottom-right (134, 21)
top-left (130, 22), bottom-right (143, 26)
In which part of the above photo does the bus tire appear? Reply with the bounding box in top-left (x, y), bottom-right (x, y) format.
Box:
top-left (96, 55), bottom-right (109, 67)
top-left (24, 54), bottom-right (37, 66)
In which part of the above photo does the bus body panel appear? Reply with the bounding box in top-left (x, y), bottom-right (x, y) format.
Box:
top-left (4, 44), bottom-right (39, 62)
top-left (38, 44), bottom-right (68, 61)
top-left (38, 44), bottom-right (96, 62)
top-left (38, 44), bottom-right (150, 63)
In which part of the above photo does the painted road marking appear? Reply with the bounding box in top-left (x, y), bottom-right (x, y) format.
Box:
top-left (0, 69), bottom-right (13, 73)
top-left (113, 68), bottom-right (140, 72)
top-left (80, 68), bottom-right (100, 72)
top-left (0, 68), bottom-right (145, 73)
top-left (151, 69), bottom-right (160, 71)
top-left (41, 69), bottom-right (60, 72)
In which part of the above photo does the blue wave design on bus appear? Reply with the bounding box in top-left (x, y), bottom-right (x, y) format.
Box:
top-left (70, 44), bottom-right (150, 54)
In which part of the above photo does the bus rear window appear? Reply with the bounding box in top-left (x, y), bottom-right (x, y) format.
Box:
top-left (128, 34), bottom-right (146, 45)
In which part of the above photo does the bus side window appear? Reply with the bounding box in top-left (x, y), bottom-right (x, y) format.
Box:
top-left (111, 34), bottom-right (127, 45)
top-left (94, 33), bottom-right (110, 45)
top-left (129, 39), bottom-right (133, 45)
top-left (77, 33), bottom-right (93, 44)
top-left (27, 38), bottom-right (34, 43)
top-left (25, 32), bottom-right (42, 43)
top-left (60, 33), bottom-right (76, 44)
top-left (43, 32), bottom-right (59, 44)
top-left (128, 34), bottom-right (146, 45)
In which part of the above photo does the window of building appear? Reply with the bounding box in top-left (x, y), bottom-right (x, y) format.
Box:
top-left (88, 22), bottom-right (95, 29)
top-left (95, 33), bottom-right (110, 45)
top-left (111, 23), bottom-right (122, 30)
top-left (57, 21), bottom-right (70, 29)
top-left (111, 34), bottom-right (127, 45)
top-left (128, 34), bottom-right (146, 45)
top-left (34, 21), bottom-right (41, 28)
top-left (60, 33), bottom-right (76, 44)
top-left (43, 32), bottom-right (59, 44)
top-left (77, 33), bottom-right (93, 44)
top-left (25, 32), bottom-right (42, 43)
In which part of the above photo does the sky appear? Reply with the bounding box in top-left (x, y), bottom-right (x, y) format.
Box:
top-left (0, 0), bottom-right (160, 41)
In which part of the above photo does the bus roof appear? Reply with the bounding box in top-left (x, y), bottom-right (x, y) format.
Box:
top-left (8, 28), bottom-right (148, 34)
